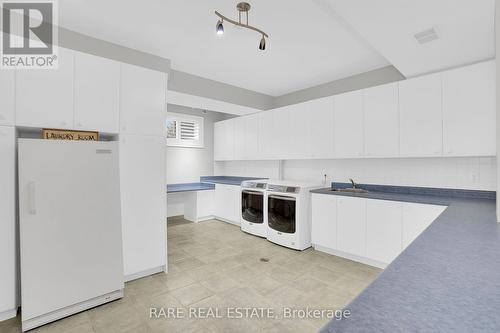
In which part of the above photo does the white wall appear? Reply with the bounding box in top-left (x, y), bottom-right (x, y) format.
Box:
top-left (166, 104), bottom-right (229, 183)
top-left (215, 157), bottom-right (496, 191)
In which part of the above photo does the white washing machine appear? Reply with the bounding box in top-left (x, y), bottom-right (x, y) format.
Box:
top-left (266, 180), bottom-right (321, 250)
top-left (240, 180), bottom-right (269, 237)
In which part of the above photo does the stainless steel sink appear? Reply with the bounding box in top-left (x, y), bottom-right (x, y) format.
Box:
top-left (330, 188), bottom-right (369, 193)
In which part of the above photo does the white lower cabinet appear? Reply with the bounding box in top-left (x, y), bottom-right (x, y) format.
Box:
top-left (337, 196), bottom-right (366, 257)
top-left (0, 126), bottom-right (16, 318)
top-left (366, 199), bottom-right (402, 264)
top-left (197, 190), bottom-right (215, 221)
top-left (311, 194), bottom-right (337, 249)
top-left (402, 203), bottom-right (446, 249)
top-left (214, 184), bottom-right (240, 224)
top-left (120, 134), bottom-right (167, 280)
top-left (312, 194), bottom-right (447, 268)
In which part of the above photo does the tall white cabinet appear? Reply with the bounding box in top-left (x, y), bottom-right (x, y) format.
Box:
top-left (119, 67), bottom-right (167, 280)
top-left (0, 126), bottom-right (16, 320)
top-left (120, 135), bottom-right (167, 279)
top-left (0, 70), bottom-right (15, 126)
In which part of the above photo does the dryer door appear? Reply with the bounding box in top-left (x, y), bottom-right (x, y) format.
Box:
top-left (268, 194), bottom-right (296, 234)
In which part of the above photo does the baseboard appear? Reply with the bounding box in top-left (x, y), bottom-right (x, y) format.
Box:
top-left (198, 215), bottom-right (215, 222)
top-left (124, 265), bottom-right (166, 282)
top-left (313, 245), bottom-right (387, 269)
top-left (214, 217), bottom-right (240, 226)
top-left (22, 289), bottom-right (123, 332)
top-left (0, 308), bottom-right (18, 322)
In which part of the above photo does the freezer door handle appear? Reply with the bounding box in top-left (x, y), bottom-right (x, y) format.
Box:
top-left (28, 181), bottom-right (36, 215)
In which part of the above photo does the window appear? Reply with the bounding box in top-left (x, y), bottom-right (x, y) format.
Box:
top-left (166, 112), bottom-right (204, 148)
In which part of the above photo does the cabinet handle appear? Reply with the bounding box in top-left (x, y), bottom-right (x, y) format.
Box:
top-left (28, 181), bottom-right (36, 215)
top-left (77, 122), bottom-right (83, 128)
top-left (61, 121), bottom-right (67, 126)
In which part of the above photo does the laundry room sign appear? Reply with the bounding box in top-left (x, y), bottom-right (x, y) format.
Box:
top-left (42, 129), bottom-right (99, 141)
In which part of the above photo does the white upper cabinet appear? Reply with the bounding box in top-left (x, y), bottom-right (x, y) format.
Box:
top-left (16, 47), bottom-right (74, 129)
top-left (244, 113), bottom-right (259, 160)
top-left (258, 110), bottom-right (274, 160)
top-left (233, 116), bottom-right (245, 160)
top-left (364, 83), bottom-right (399, 157)
top-left (366, 199), bottom-right (402, 264)
top-left (399, 73), bottom-right (443, 157)
top-left (259, 108), bottom-right (289, 160)
top-left (74, 52), bottom-right (120, 133)
top-left (311, 193), bottom-right (337, 250)
top-left (120, 63), bottom-right (166, 136)
top-left (442, 61), bottom-right (496, 157)
top-left (308, 97), bottom-right (335, 159)
top-left (335, 90), bottom-right (364, 158)
top-left (288, 103), bottom-right (311, 159)
top-left (0, 70), bottom-right (15, 126)
top-left (337, 196), bottom-right (366, 257)
top-left (214, 119), bottom-right (235, 161)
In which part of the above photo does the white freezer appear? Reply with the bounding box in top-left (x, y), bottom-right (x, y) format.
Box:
top-left (18, 139), bottom-right (124, 331)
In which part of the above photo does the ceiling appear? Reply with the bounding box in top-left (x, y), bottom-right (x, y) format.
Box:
top-left (58, 0), bottom-right (390, 96)
top-left (326, 0), bottom-right (495, 78)
top-left (59, 1), bottom-right (495, 96)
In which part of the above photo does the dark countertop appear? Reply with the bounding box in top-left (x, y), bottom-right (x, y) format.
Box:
top-left (200, 176), bottom-right (267, 186)
top-left (314, 185), bottom-right (500, 333)
top-left (167, 182), bottom-right (215, 193)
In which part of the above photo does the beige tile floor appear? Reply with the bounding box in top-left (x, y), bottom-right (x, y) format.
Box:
top-left (0, 217), bottom-right (381, 333)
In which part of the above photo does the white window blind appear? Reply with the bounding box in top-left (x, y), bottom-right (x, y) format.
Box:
top-left (166, 112), bottom-right (204, 148)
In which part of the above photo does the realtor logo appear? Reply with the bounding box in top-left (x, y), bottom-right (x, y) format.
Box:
top-left (1, 0), bottom-right (58, 69)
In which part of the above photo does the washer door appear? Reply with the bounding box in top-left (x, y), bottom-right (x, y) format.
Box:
top-left (241, 190), bottom-right (264, 224)
top-left (268, 195), bottom-right (296, 233)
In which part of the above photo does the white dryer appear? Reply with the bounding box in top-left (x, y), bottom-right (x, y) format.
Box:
top-left (266, 180), bottom-right (320, 250)
top-left (240, 180), bottom-right (268, 237)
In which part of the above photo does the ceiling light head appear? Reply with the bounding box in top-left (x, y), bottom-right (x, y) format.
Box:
top-left (259, 35), bottom-right (266, 50)
top-left (216, 20), bottom-right (224, 35)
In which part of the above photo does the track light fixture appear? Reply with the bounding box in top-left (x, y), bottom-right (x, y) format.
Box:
top-left (216, 20), bottom-right (224, 35)
top-left (215, 2), bottom-right (269, 50)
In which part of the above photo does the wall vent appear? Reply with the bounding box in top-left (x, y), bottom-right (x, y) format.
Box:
top-left (414, 28), bottom-right (439, 44)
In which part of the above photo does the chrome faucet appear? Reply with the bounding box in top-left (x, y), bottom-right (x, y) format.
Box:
top-left (349, 178), bottom-right (357, 189)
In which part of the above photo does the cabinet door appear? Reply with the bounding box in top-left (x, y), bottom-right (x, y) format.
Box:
top-left (214, 184), bottom-right (240, 223)
top-left (402, 203), bottom-right (446, 249)
top-left (214, 119), bottom-right (234, 161)
top-left (288, 103), bottom-right (310, 159)
top-left (120, 135), bottom-right (166, 277)
top-left (233, 117), bottom-right (245, 160)
top-left (442, 61), bottom-right (496, 156)
top-left (197, 190), bottom-right (214, 220)
top-left (399, 74), bottom-right (442, 157)
top-left (335, 90), bottom-right (364, 158)
top-left (120, 64), bottom-right (166, 136)
top-left (258, 111), bottom-right (274, 159)
top-left (309, 97), bottom-right (335, 159)
top-left (0, 70), bottom-right (15, 126)
top-left (0, 126), bottom-right (16, 314)
top-left (366, 199), bottom-right (402, 264)
top-left (244, 113), bottom-right (259, 160)
top-left (337, 196), bottom-right (366, 257)
top-left (364, 83), bottom-right (399, 158)
top-left (311, 194), bottom-right (337, 249)
top-left (16, 47), bottom-right (74, 129)
top-left (271, 107), bottom-right (291, 159)
top-left (74, 52), bottom-right (120, 133)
